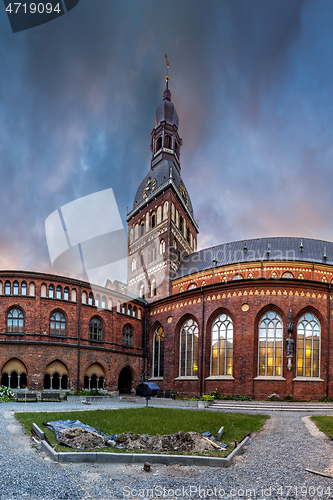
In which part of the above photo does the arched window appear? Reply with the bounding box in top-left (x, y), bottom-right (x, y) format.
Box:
top-left (56, 286), bottom-right (62, 299)
top-left (139, 283), bottom-right (145, 299)
top-left (179, 216), bottom-right (183, 234)
top-left (50, 311), bottom-right (66, 336)
top-left (160, 240), bottom-right (166, 254)
top-left (163, 201), bottom-right (168, 221)
top-left (21, 282), bottom-right (27, 296)
top-left (5, 281), bottom-right (10, 295)
top-left (134, 224), bottom-right (139, 240)
top-left (13, 281), bottom-right (19, 296)
top-left (71, 288), bottom-right (76, 301)
top-left (156, 136), bottom-right (162, 151)
top-left (49, 284), bottom-right (54, 299)
top-left (164, 134), bottom-right (172, 149)
top-left (122, 303), bottom-right (126, 314)
top-left (133, 306), bottom-right (137, 318)
top-left (108, 298), bottom-right (112, 310)
top-left (157, 206), bottom-right (162, 225)
top-left (95, 294), bottom-right (100, 308)
top-left (297, 313), bottom-right (320, 377)
top-left (122, 325), bottom-right (133, 346)
top-left (151, 245), bottom-right (157, 263)
top-left (88, 292), bottom-right (93, 306)
top-left (140, 222), bottom-right (144, 237)
top-left (171, 203), bottom-right (175, 222)
top-left (82, 291), bottom-right (87, 304)
top-left (258, 311), bottom-right (283, 376)
top-left (101, 296), bottom-right (106, 309)
top-left (64, 287), bottom-right (69, 301)
top-left (7, 308), bottom-right (24, 334)
top-left (153, 326), bottom-right (164, 378)
top-left (127, 304), bottom-right (132, 316)
top-left (89, 317), bottom-right (103, 341)
top-left (210, 314), bottom-right (233, 376)
top-left (282, 272), bottom-right (294, 279)
top-left (179, 318), bottom-right (199, 377)
top-left (151, 212), bottom-right (156, 228)
top-left (151, 278), bottom-right (156, 297)
top-left (117, 301), bottom-right (121, 313)
top-left (130, 228), bottom-right (134, 244)
top-left (29, 282), bottom-right (35, 296)
top-left (132, 258), bottom-right (136, 272)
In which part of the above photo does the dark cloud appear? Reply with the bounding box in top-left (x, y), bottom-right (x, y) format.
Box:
top-left (0, 0), bottom-right (332, 282)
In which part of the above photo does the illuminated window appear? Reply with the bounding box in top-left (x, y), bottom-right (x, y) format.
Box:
top-left (50, 311), bottom-right (66, 336)
top-left (210, 314), bottom-right (233, 376)
top-left (153, 326), bottom-right (164, 378)
top-left (179, 318), bottom-right (199, 377)
top-left (122, 324), bottom-right (133, 346)
top-left (89, 317), bottom-right (103, 341)
top-left (233, 274), bottom-right (243, 281)
top-left (282, 272), bottom-right (293, 279)
top-left (297, 313), bottom-right (320, 377)
top-left (7, 308), bottom-right (24, 334)
top-left (258, 311), bottom-right (283, 376)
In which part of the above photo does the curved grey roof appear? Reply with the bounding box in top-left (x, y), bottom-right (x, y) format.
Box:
top-left (154, 99), bottom-right (179, 129)
top-left (175, 237), bottom-right (333, 279)
top-left (133, 159), bottom-right (194, 215)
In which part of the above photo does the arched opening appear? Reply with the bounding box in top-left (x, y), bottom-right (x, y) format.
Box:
top-left (10, 371), bottom-right (18, 388)
top-left (1, 373), bottom-right (8, 387)
top-left (98, 376), bottom-right (104, 389)
top-left (90, 374), bottom-right (97, 389)
top-left (44, 360), bottom-right (69, 390)
top-left (44, 374), bottom-right (51, 389)
top-left (20, 373), bottom-right (27, 388)
top-left (84, 376), bottom-right (89, 389)
top-left (52, 373), bottom-right (60, 390)
top-left (156, 136), bottom-right (162, 152)
top-left (84, 363), bottom-right (105, 391)
top-left (2, 359), bottom-right (27, 388)
top-left (118, 366), bottom-right (133, 394)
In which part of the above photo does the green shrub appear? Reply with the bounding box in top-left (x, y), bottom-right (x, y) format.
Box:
top-left (284, 394), bottom-right (293, 401)
top-left (0, 386), bottom-right (14, 398)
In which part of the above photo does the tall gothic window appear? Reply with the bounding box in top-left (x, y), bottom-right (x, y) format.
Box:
top-left (179, 318), bottom-right (199, 377)
top-left (13, 281), bottom-right (19, 295)
top-left (258, 311), bottom-right (283, 376)
top-left (50, 311), bottom-right (66, 336)
top-left (297, 313), bottom-right (320, 377)
top-left (210, 313), bottom-right (233, 376)
top-left (89, 317), bottom-right (103, 341)
top-left (153, 326), bottom-right (164, 378)
top-left (7, 308), bottom-right (24, 333)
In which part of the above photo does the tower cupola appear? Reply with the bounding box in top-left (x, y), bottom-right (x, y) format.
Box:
top-left (150, 76), bottom-right (182, 172)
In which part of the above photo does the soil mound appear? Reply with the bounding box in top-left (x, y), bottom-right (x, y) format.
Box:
top-left (114, 431), bottom-right (219, 452)
top-left (58, 427), bottom-right (105, 449)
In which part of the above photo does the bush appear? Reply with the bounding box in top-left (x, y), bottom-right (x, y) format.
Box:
top-left (267, 393), bottom-right (280, 401)
top-left (284, 394), bottom-right (293, 401)
top-left (0, 396), bottom-right (11, 402)
top-left (0, 386), bottom-right (14, 398)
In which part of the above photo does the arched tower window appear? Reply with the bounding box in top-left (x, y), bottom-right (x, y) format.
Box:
top-left (153, 326), bottom-right (164, 378)
top-left (156, 136), bottom-right (162, 152)
top-left (13, 281), bottom-right (19, 296)
top-left (297, 313), bottom-right (320, 377)
top-left (210, 313), bottom-right (233, 376)
top-left (258, 311), bottom-right (283, 376)
top-left (179, 318), bottom-right (199, 377)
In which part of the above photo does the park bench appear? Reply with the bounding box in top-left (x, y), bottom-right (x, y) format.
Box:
top-left (16, 392), bottom-right (37, 402)
top-left (157, 389), bottom-right (177, 399)
top-left (41, 392), bottom-right (61, 401)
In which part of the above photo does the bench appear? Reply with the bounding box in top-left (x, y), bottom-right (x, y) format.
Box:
top-left (157, 389), bottom-right (177, 399)
top-left (41, 392), bottom-right (61, 401)
top-left (16, 392), bottom-right (37, 402)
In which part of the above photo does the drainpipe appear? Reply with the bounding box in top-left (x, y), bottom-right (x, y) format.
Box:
top-left (77, 281), bottom-right (82, 391)
top-left (200, 287), bottom-right (205, 396)
top-left (327, 283), bottom-right (331, 398)
top-left (142, 302), bottom-right (148, 382)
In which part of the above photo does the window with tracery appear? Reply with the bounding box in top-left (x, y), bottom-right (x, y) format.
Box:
top-left (179, 318), bottom-right (199, 377)
top-left (210, 314), bottom-right (233, 376)
top-left (7, 308), bottom-right (24, 334)
top-left (153, 326), bottom-right (164, 378)
top-left (50, 311), bottom-right (66, 336)
top-left (258, 311), bottom-right (283, 376)
top-left (297, 313), bottom-right (320, 377)
top-left (122, 324), bottom-right (133, 346)
top-left (89, 317), bottom-right (103, 341)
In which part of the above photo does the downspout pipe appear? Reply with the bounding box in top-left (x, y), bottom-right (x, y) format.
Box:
top-left (143, 302), bottom-right (148, 382)
top-left (77, 281), bottom-right (82, 391)
top-left (200, 286), bottom-right (205, 396)
top-left (327, 283), bottom-right (331, 398)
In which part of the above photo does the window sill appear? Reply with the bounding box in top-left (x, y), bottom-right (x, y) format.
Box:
top-left (89, 339), bottom-right (103, 343)
top-left (6, 333), bottom-right (24, 336)
top-left (148, 377), bottom-right (164, 381)
top-left (292, 377), bottom-right (324, 382)
top-left (253, 376), bottom-right (286, 381)
top-left (49, 335), bottom-right (67, 338)
top-left (205, 375), bottom-right (234, 380)
top-left (174, 376), bottom-right (198, 381)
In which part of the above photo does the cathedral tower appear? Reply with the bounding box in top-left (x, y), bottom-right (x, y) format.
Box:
top-left (127, 77), bottom-right (198, 302)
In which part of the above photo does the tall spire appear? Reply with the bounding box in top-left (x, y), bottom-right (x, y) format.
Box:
top-left (163, 53), bottom-right (171, 101)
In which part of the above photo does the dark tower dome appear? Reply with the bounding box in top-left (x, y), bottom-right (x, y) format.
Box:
top-left (154, 88), bottom-right (179, 129)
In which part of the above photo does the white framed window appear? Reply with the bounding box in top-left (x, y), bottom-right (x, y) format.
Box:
top-left (258, 311), bottom-right (283, 376)
top-left (297, 313), bottom-right (320, 377)
top-left (179, 318), bottom-right (199, 377)
top-left (210, 313), bottom-right (233, 376)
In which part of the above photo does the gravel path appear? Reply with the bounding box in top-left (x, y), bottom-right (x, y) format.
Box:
top-left (2, 401), bottom-right (333, 499)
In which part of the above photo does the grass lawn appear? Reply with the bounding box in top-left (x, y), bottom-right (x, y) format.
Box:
top-left (310, 416), bottom-right (333, 438)
top-left (16, 408), bottom-right (269, 456)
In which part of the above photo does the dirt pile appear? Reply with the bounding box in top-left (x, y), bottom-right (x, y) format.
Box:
top-left (58, 427), bottom-right (105, 449)
top-left (114, 431), bottom-right (220, 452)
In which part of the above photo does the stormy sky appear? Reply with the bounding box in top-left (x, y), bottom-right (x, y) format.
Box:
top-left (0, 0), bottom-right (332, 284)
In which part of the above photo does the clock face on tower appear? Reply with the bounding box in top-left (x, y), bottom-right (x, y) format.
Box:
top-left (179, 185), bottom-right (188, 206)
top-left (143, 178), bottom-right (157, 199)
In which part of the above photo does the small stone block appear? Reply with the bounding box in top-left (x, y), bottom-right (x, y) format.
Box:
top-left (32, 423), bottom-right (45, 440)
top-left (217, 426), bottom-right (224, 440)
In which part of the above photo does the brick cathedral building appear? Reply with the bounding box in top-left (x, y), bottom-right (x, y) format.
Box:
top-left (0, 80), bottom-right (332, 400)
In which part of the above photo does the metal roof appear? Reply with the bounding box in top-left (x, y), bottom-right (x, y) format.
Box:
top-left (174, 237), bottom-right (333, 279)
